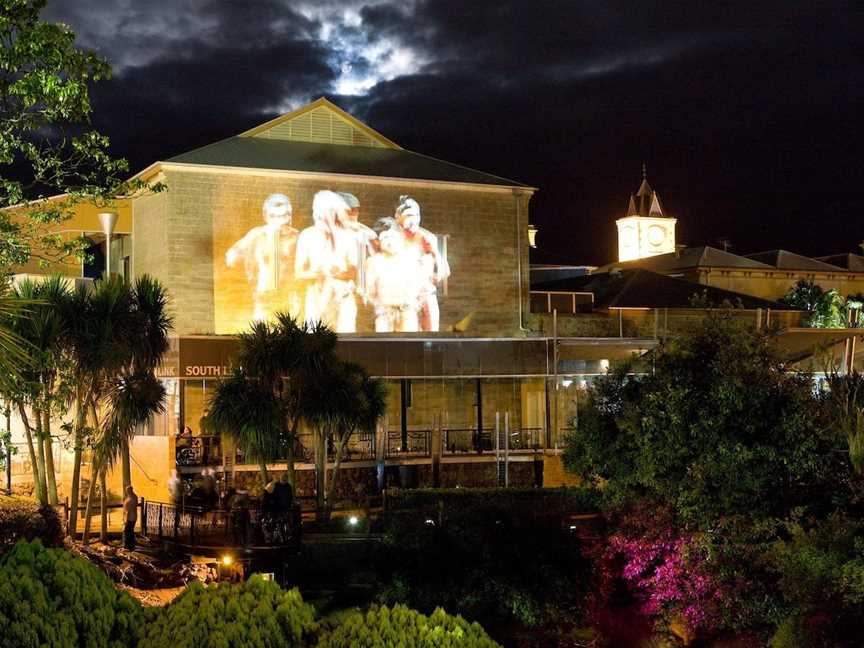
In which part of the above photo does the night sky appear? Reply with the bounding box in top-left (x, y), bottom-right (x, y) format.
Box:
top-left (44, 1), bottom-right (864, 266)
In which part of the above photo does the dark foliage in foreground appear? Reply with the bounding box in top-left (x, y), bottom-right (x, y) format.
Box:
top-left (318, 604), bottom-right (500, 648)
top-left (0, 495), bottom-right (62, 554)
top-left (0, 540), bottom-right (144, 648)
top-left (379, 489), bottom-right (594, 629)
top-left (564, 312), bottom-right (864, 645)
top-left (137, 576), bottom-right (315, 648)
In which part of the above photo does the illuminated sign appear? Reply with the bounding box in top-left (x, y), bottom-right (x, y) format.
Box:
top-left (218, 190), bottom-right (450, 334)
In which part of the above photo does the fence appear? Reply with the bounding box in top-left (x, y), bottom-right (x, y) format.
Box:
top-left (142, 500), bottom-right (301, 549)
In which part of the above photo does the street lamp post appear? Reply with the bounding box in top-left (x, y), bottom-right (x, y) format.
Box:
top-left (97, 211), bottom-right (118, 279)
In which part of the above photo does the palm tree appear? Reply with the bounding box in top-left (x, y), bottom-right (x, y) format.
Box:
top-left (6, 276), bottom-right (71, 505)
top-left (205, 314), bottom-right (338, 489)
top-left (203, 369), bottom-right (283, 485)
top-left (65, 275), bottom-right (172, 544)
top-left (303, 359), bottom-right (386, 519)
top-left (322, 363), bottom-right (386, 515)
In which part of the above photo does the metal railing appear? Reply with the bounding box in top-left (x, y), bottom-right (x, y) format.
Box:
top-left (175, 435), bottom-right (222, 467)
top-left (443, 427), bottom-right (544, 454)
top-left (142, 500), bottom-right (301, 549)
top-left (386, 429), bottom-right (431, 457)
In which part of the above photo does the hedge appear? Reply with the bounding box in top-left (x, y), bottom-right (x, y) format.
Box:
top-left (0, 495), bottom-right (63, 554)
top-left (384, 487), bottom-right (600, 518)
top-left (0, 540), bottom-right (144, 648)
top-left (137, 576), bottom-right (316, 648)
top-left (317, 604), bottom-right (501, 648)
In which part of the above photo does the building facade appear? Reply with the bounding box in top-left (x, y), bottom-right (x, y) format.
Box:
top-left (7, 99), bottom-right (653, 501)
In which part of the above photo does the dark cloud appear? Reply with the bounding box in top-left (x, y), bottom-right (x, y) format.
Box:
top-left (41, 0), bottom-right (864, 264)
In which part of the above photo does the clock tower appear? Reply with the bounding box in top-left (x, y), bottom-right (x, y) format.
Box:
top-left (616, 166), bottom-right (677, 262)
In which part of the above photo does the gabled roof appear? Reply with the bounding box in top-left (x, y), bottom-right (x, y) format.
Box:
top-left (240, 97), bottom-right (401, 149)
top-left (815, 253), bottom-right (864, 272)
top-left (151, 97), bottom-right (529, 188)
top-left (596, 246), bottom-right (775, 273)
top-left (533, 268), bottom-right (798, 311)
top-left (745, 250), bottom-right (845, 272)
top-left (165, 137), bottom-right (528, 187)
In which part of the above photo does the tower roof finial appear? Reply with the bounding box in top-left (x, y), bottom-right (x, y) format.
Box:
top-left (642, 162), bottom-right (647, 181)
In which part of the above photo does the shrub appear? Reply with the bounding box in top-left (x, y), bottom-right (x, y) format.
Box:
top-left (0, 495), bottom-right (63, 553)
top-left (318, 604), bottom-right (500, 648)
top-left (138, 575), bottom-right (315, 648)
top-left (0, 539), bottom-right (144, 648)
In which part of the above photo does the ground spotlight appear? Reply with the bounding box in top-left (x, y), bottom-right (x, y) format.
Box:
top-left (348, 515), bottom-right (359, 526)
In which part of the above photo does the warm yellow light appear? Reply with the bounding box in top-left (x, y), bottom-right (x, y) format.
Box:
top-left (221, 555), bottom-right (232, 566)
top-left (527, 225), bottom-right (538, 248)
top-left (348, 515), bottom-right (359, 526)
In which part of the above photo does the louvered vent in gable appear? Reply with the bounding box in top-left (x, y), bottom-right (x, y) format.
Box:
top-left (252, 105), bottom-right (387, 148)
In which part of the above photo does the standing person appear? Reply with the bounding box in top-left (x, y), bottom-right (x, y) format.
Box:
top-left (226, 193), bottom-right (299, 322)
top-left (294, 190), bottom-right (358, 331)
top-left (122, 485), bottom-right (138, 550)
top-left (365, 219), bottom-right (422, 332)
top-left (394, 196), bottom-right (450, 332)
top-left (337, 192), bottom-right (377, 306)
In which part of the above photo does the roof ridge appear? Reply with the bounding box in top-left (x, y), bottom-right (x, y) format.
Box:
top-left (401, 147), bottom-right (528, 188)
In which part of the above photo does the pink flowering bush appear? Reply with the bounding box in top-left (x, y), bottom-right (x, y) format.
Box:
top-left (608, 530), bottom-right (728, 634)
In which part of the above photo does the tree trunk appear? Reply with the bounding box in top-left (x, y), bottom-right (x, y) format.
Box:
top-left (99, 467), bottom-right (108, 543)
top-left (121, 436), bottom-right (131, 494)
top-left (67, 398), bottom-right (86, 536)
top-left (18, 403), bottom-right (46, 505)
top-left (258, 459), bottom-right (269, 487)
top-left (285, 417), bottom-right (299, 489)
top-left (325, 434), bottom-right (349, 515)
top-left (314, 428), bottom-right (326, 519)
top-left (81, 456), bottom-right (100, 544)
top-left (42, 409), bottom-right (58, 505)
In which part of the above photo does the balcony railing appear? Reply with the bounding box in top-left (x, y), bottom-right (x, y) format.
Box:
top-left (443, 427), bottom-right (544, 454)
top-left (386, 429), bottom-right (431, 458)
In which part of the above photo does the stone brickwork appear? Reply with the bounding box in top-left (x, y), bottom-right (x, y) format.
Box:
top-left (133, 167), bottom-right (531, 337)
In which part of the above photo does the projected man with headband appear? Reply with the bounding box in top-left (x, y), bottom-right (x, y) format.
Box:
top-left (295, 190), bottom-right (359, 332)
top-left (394, 195), bottom-right (450, 332)
top-left (225, 193), bottom-right (298, 321)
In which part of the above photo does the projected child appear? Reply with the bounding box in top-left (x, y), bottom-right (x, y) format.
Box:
top-left (394, 195), bottom-right (450, 332)
top-left (365, 218), bottom-right (422, 332)
top-left (295, 190), bottom-right (359, 332)
top-left (225, 193), bottom-right (298, 321)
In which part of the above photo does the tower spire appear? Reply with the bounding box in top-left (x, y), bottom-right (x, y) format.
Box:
top-left (642, 162), bottom-right (647, 181)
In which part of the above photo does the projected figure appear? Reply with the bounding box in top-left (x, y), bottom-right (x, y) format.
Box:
top-left (295, 190), bottom-right (358, 332)
top-left (366, 218), bottom-right (421, 332)
top-left (394, 196), bottom-right (450, 332)
top-left (225, 193), bottom-right (298, 321)
top-left (337, 192), bottom-right (377, 302)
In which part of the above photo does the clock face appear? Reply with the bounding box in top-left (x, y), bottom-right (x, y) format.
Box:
top-left (647, 225), bottom-right (665, 247)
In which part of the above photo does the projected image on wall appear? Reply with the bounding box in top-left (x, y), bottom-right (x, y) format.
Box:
top-left (222, 190), bottom-right (450, 333)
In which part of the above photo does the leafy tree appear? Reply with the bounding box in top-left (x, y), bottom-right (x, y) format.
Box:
top-left (137, 576), bottom-right (315, 648)
top-left (0, 539), bottom-right (144, 648)
top-left (780, 280), bottom-right (846, 328)
top-left (821, 371), bottom-right (864, 474)
top-left (564, 311), bottom-right (849, 527)
top-left (0, 0), bottom-right (161, 274)
top-left (318, 604), bottom-right (500, 648)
